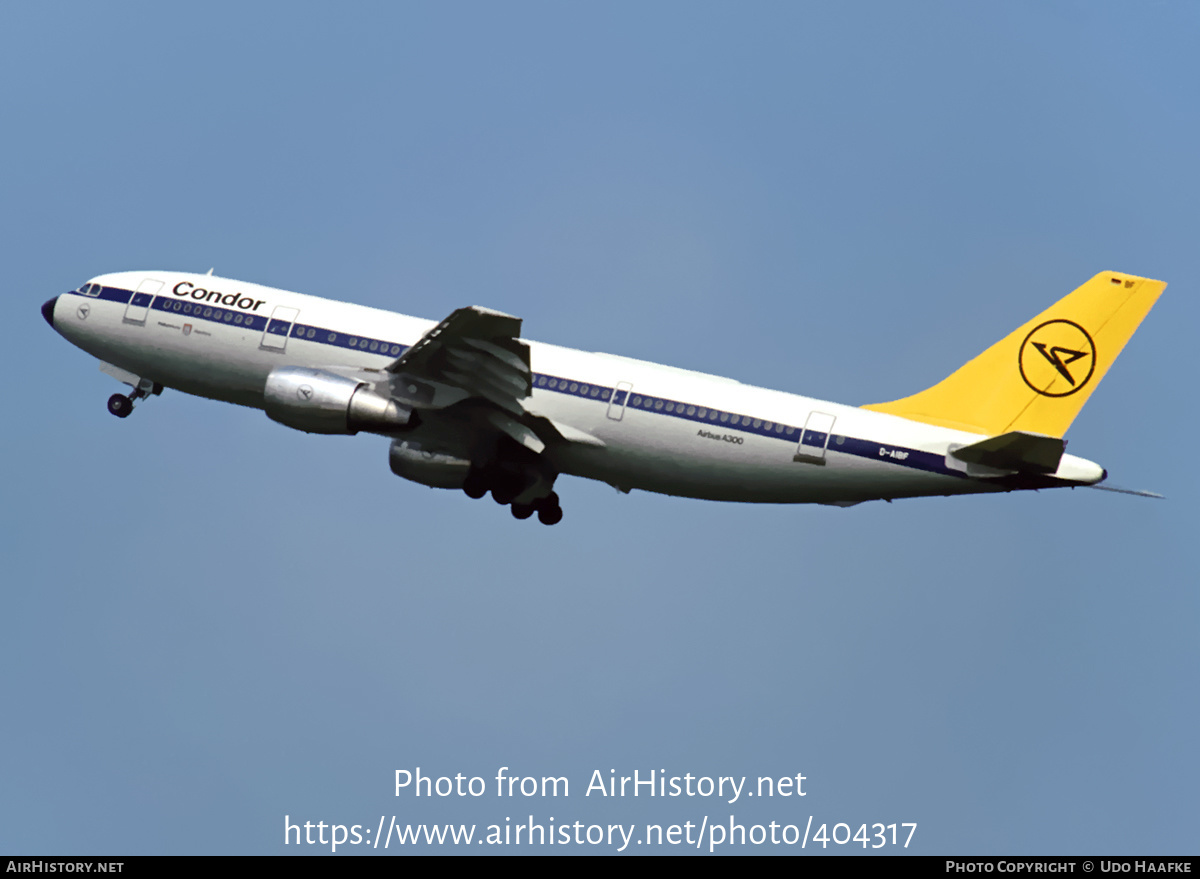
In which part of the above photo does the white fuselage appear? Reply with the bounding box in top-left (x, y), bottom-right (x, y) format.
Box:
top-left (45, 270), bottom-right (1104, 506)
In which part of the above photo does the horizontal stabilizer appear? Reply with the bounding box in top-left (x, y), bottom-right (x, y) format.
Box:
top-left (1085, 484), bottom-right (1164, 499)
top-left (950, 430), bottom-right (1065, 474)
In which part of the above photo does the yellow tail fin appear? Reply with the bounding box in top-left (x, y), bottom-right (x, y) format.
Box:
top-left (862, 271), bottom-right (1166, 437)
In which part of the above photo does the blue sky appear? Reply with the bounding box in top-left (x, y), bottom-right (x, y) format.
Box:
top-left (3, 1), bottom-right (1196, 855)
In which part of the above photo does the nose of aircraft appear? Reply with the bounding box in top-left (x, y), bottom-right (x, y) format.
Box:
top-left (41, 296), bottom-right (58, 328)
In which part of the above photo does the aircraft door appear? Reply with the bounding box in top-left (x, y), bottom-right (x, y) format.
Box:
top-left (607, 381), bottom-right (633, 421)
top-left (261, 306), bottom-right (300, 352)
top-left (793, 411), bottom-right (836, 464)
top-left (123, 278), bottom-right (163, 325)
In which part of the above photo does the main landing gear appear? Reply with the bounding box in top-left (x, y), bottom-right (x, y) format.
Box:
top-left (511, 492), bottom-right (563, 526)
top-left (462, 467), bottom-right (564, 525)
top-left (106, 377), bottom-right (162, 419)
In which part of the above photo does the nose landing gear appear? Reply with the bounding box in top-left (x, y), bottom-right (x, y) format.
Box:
top-left (107, 394), bottom-right (134, 418)
top-left (104, 374), bottom-right (162, 418)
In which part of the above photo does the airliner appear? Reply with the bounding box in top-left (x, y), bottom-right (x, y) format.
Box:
top-left (40, 269), bottom-right (1164, 524)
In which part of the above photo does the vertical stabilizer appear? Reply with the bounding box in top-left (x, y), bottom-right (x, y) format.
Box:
top-left (862, 271), bottom-right (1166, 437)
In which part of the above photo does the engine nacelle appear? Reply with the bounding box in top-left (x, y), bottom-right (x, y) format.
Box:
top-left (264, 367), bottom-right (413, 434)
top-left (389, 439), bottom-right (472, 489)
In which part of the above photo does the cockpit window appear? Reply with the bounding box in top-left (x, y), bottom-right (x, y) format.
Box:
top-left (78, 282), bottom-right (101, 297)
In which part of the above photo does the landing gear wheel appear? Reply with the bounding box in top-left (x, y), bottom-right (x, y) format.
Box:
top-left (510, 502), bottom-right (535, 520)
top-left (536, 492), bottom-right (563, 525)
top-left (492, 486), bottom-right (519, 505)
top-left (491, 472), bottom-right (523, 505)
top-left (107, 394), bottom-right (133, 418)
top-left (463, 471), bottom-right (488, 499)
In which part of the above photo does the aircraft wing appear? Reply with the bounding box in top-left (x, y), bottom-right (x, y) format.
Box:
top-left (386, 306), bottom-right (532, 415)
top-left (384, 305), bottom-right (552, 452)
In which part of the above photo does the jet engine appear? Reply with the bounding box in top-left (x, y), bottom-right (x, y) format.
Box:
top-left (264, 367), bottom-right (413, 434)
top-left (389, 439), bottom-right (472, 489)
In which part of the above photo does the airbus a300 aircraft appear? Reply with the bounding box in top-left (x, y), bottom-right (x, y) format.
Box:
top-left (41, 269), bottom-right (1164, 524)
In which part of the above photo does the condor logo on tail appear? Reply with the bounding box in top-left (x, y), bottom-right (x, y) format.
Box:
top-left (1018, 319), bottom-right (1096, 397)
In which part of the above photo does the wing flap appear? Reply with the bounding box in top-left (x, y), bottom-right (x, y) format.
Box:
top-left (460, 336), bottom-right (529, 372)
top-left (485, 410), bottom-right (546, 454)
